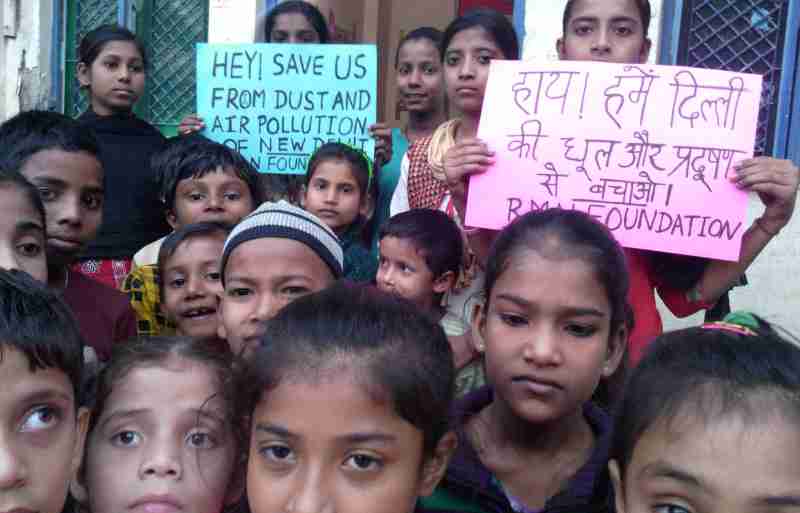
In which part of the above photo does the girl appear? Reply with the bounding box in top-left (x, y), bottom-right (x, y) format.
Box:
top-left (242, 282), bottom-right (458, 513)
top-left (0, 168), bottom-right (48, 282)
top-left (75, 24), bottom-right (169, 288)
top-left (370, 27), bottom-right (447, 255)
top-left (302, 142), bottom-right (377, 282)
top-left (71, 336), bottom-right (242, 513)
top-left (610, 313), bottom-right (800, 513)
top-left (446, 0), bottom-right (800, 364)
top-left (420, 209), bottom-right (628, 513)
top-left (389, 8), bottom-right (519, 357)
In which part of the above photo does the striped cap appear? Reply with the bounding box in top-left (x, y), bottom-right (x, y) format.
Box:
top-left (221, 200), bottom-right (344, 282)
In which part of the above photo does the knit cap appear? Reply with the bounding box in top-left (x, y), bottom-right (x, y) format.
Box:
top-left (221, 200), bottom-right (344, 282)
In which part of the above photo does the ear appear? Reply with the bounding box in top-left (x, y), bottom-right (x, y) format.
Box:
top-left (638, 38), bottom-right (652, 64)
top-left (432, 270), bottom-right (456, 295)
top-left (609, 460), bottom-right (626, 513)
top-left (166, 209), bottom-right (179, 230)
top-left (417, 431), bottom-right (458, 497)
top-left (602, 325), bottom-right (627, 379)
top-left (77, 62), bottom-right (91, 87)
top-left (470, 301), bottom-right (487, 354)
top-left (556, 38), bottom-right (566, 60)
top-left (69, 407), bottom-right (91, 505)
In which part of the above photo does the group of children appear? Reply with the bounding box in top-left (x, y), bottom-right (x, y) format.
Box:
top-left (1, 1), bottom-right (800, 513)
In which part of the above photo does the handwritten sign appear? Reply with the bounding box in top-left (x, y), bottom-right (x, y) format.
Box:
top-left (196, 43), bottom-right (377, 174)
top-left (465, 60), bottom-right (762, 261)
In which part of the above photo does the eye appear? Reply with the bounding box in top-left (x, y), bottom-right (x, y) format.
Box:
top-left (344, 453), bottom-right (382, 472)
top-left (104, 60), bottom-right (119, 70)
top-left (445, 54), bottom-right (460, 66)
top-left (341, 184), bottom-right (354, 194)
top-left (188, 192), bottom-right (205, 201)
top-left (300, 33), bottom-right (317, 43)
top-left (83, 193), bottom-right (103, 210)
top-left (37, 187), bottom-right (57, 202)
top-left (224, 191), bottom-right (242, 201)
top-left (17, 242), bottom-right (43, 258)
top-left (564, 323), bottom-right (598, 338)
top-left (20, 406), bottom-right (60, 432)
top-left (477, 54), bottom-right (492, 65)
top-left (259, 443), bottom-right (294, 463)
top-left (187, 431), bottom-right (217, 449)
top-left (169, 277), bottom-right (186, 288)
top-left (111, 430), bottom-right (141, 447)
top-left (130, 63), bottom-right (144, 73)
top-left (227, 287), bottom-right (253, 298)
top-left (423, 64), bottom-right (438, 75)
top-left (615, 26), bottom-right (633, 36)
top-left (398, 64), bottom-right (411, 75)
top-left (281, 285), bottom-right (310, 297)
top-left (499, 312), bottom-right (528, 327)
top-left (654, 505), bottom-right (691, 513)
top-left (574, 24), bottom-right (592, 36)
top-left (206, 271), bottom-right (221, 282)
top-left (400, 263), bottom-right (414, 274)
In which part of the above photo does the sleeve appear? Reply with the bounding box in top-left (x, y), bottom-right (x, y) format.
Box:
top-left (389, 153), bottom-right (411, 216)
top-left (120, 264), bottom-right (166, 336)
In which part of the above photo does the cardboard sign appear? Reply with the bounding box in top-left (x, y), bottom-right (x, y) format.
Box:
top-left (196, 43), bottom-right (377, 174)
top-left (465, 60), bottom-right (763, 261)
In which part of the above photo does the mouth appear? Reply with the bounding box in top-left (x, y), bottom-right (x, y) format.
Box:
top-left (129, 495), bottom-right (183, 513)
top-left (316, 209), bottom-right (339, 218)
top-left (404, 93), bottom-right (428, 102)
top-left (456, 87), bottom-right (479, 96)
top-left (180, 306), bottom-right (217, 320)
top-left (511, 376), bottom-right (563, 395)
top-left (48, 236), bottom-right (83, 251)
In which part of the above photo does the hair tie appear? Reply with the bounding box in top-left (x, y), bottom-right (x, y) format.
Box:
top-left (701, 311), bottom-right (760, 337)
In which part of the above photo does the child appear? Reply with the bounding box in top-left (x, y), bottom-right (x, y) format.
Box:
top-left (219, 200), bottom-right (343, 355)
top-left (0, 168), bottom-right (48, 282)
top-left (159, 223), bottom-right (229, 340)
top-left (122, 136), bottom-right (261, 336)
top-left (71, 336), bottom-right (242, 513)
top-left (377, 209), bottom-right (482, 396)
top-left (0, 110), bottom-right (137, 361)
top-left (610, 312), bottom-right (800, 513)
top-left (242, 282), bottom-right (457, 513)
top-left (75, 24), bottom-right (169, 288)
top-left (0, 268), bottom-right (89, 513)
top-left (420, 209), bottom-right (629, 513)
top-left (303, 142), bottom-right (377, 282)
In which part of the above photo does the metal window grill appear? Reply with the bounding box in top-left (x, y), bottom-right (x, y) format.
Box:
top-left (677, 0), bottom-right (791, 155)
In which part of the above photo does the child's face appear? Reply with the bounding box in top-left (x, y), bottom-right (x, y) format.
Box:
top-left (270, 13), bottom-right (320, 43)
top-left (443, 27), bottom-right (503, 116)
top-left (611, 411), bottom-right (800, 513)
top-left (396, 39), bottom-right (444, 115)
top-left (0, 185), bottom-right (48, 282)
top-left (82, 357), bottom-right (238, 513)
top-left (168, 168), bottom-right (255, 229)
top-left (377, 236), bottom-right (448, 313)
top-left (303, 160), bottom-right (366, 235)
top-left (78, 40), bottom-right (146, 116)
top-left (557, 0), bottom-right (650, 64)
top-left (476, 250), bottom-right (624, 425)
top-left (162, 233), bottom-right (226, 339)
top-left (19, 149), bottom-right (104, 268)
top-left (219, 238), bottom-right (335, 355)
top-left (247, 374), bottom-right (446, 513)
top-left (0, 346), bottom-right (89, 513)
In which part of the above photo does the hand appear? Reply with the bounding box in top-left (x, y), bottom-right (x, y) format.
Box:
top-left (178, 114), bottom-right (204, 135)
top-left (731, 157), bottom-right (799, 233)
top-left (369, 123), bottom-right (392, 167)
top-left (443, 138), bottom-right (495, 215)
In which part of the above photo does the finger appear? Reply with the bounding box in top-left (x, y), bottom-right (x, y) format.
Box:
top-left (733, 169), bottom-right (795, 189)
top-left (452, 155), bottom-right (495, 168)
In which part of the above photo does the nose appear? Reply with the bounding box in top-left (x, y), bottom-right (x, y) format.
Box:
top-left (591, 28), bottom-right (612, 54)
top-left (0, 244), bottom-right (22, 275)
top-left (118, 65), bottom-right (131, 82)
top-left (407, 68), bottom-right (423, 87)
top-left (0, 433), bottom-right (27, 491)
top-left (377, 265), bottom-right (394, 287)
top-left (253, 292), bottom-right (281, 322)
top-left (285, 467), bottom-right (333, 513)
top-left (522, 326), bottom-right (563, 367)
top-left (139, 437), bottom-right (182, 480)
top-left (458, 57), bottom-right (475, 79)
top-left (324, 187), bottom-right (337, 204)
top-left (184, 275), bottom-right (204, 299)
top-left (57, 195), bottom-right (82, 228)
top-left (206, 193), bottom-right (223, 211)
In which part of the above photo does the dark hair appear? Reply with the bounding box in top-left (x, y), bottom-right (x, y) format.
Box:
top-left (485, 209), bottom-right (630, 335)
top-left (441, 8), bottom-right (519, 61)
top-left (78, 24), bottom-right (148, 68)
top-left (612, 316), bottom-right (800, 475)
top-left (155, 135), bottom-right (263, 210)
top-left (380, 209), bottom-right (463, 278)
top-left (157, 222), bottom-right (231, 301)
top-left (86, 335), bottom-right (242, 445)
top-left (562, 0), bottom-right (652, 37)
top-left (0, 110), bottom-right (101, 177)
top-left (243, 282), bottom-right (455, 457)
top-left (395, 27), bottom-right (444, 68)
top-left (0, 168), bottom-right (46, 227)
top-left (263, 0), bottom-right (329, 43)
top-left (0, 269), bottom-right (85, 403)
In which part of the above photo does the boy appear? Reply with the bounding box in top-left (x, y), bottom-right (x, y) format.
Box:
top-left (219, 200), bottom-right (343, 355)
top-left (0, 110), bottom-right (136, 360)
top-left (122, 135), bottom-right (262, 335)
top-left (376, 209), bottom-right (482, 395)
top-left (0, 269), bottom-right (89, 513)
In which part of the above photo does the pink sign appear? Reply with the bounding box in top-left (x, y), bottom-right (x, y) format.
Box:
top-left (465, 60), bottom-right (763, 261)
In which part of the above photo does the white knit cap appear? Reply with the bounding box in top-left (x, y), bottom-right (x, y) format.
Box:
top-left (221, 200), bottom-right (344, 281)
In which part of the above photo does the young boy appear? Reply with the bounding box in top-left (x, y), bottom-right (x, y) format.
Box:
top-left (158, 222), bottom-right (229, 340)
top-left (0, 268), bottom-right (89, 513)
top-left (122, 135), bottom-right (262, 335)
top-left (377, 209), bottom-right (483, 395)
top-left (0, 110), bottom-right (136, 361)
top-left (219, 200), bottom-right (343, 355)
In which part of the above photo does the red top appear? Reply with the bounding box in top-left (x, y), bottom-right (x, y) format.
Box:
top-left (62, 270), bottom-right (138, 361)
top-left (625, 249), bottom-right (710, 364)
